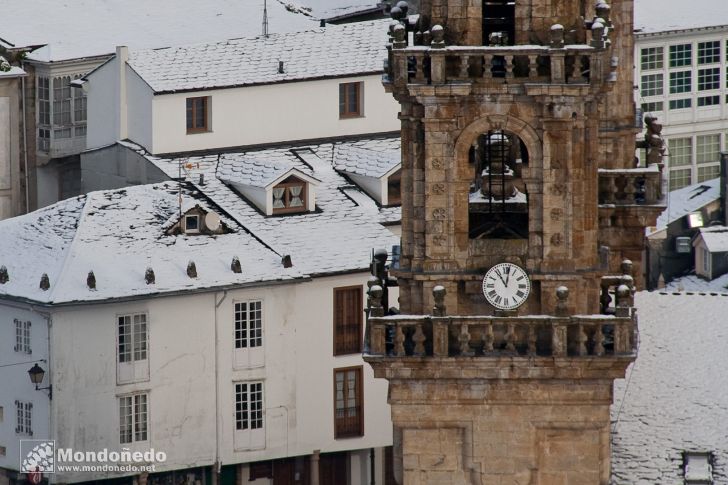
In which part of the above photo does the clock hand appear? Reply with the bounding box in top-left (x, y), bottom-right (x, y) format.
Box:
top-left (495, 269), bottom-right (506, 286)
top-left (505, 266), bottom-right (511, 287)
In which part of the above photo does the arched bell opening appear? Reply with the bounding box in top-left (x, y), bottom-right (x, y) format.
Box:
top-left (483, 0), bottom-right (515, 46)
top-left (468, 130), bottom-right (529, 239)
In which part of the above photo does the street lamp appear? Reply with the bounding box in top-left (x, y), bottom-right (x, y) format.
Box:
top-left (28, 363), bottom-right (52, 399)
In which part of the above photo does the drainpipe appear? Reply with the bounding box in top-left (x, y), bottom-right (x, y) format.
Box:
top-left (20, 60), bottom-right (30, 213)
top-left (116, 46), bottom-right (129, 141)
top-left (213, 291), bottom-right (228, 485)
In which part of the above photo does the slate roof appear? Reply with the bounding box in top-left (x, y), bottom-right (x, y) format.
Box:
top-left (333, 141), bottom-right (401, 178)
top-left (634, 0), bottom-right (728, 34)
top-left (650, 178), bottom-right (721, 234)
top-left (611, 292), bottom-right (728, 483)
top-left (127, 20), bottom-right (389, 93)
top-left (2, 0), bottom-right (321, 63)
top-left (0, 183), bottom-right (302, 305)
top-left (696, 226), bottom-right (728, 253)
top-left (217, 155), bottom-right (317, 189)
top-left (129, 136), bottom-right (401, 277)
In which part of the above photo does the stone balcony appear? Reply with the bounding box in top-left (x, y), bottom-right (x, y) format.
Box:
top-left (598, 164), bottom-right (664, 207)
top-left (365, 269), bottom-right (638, 380)
top-left (385, 44), bottom-right (608, 91)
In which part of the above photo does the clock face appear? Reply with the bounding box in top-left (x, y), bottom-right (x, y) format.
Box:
top-left (482, 263), bottom-right (531, 310)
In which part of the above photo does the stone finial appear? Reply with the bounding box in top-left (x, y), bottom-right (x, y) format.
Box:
top-left (422, 29), bottom-right (432, 45)
top-left (282, 255), bottom-right (293, 268)
top-left (231, 256), bottom-right (242, 274)
top-left (555, 286), bottom-right (569, 317)
top-left (550, 24), bottom-right (565, 48)
top-left (590, 20), bottom-right (605, 48)
top-left (145, 267), bottom-right (155, 285)
top-left (392, 23), bottom-right (407, 48)
top-left (595, 1), bottom-right (611, 24)
top-left (616, 284), bottom-right (631, 315)
top-left (40, 273), bottom-right (50, 291)
top-left (87, 271), bottom-right (96, 290)
top-left (187, 261), bottom-right (197, 278)
top-left (430, 25), bottom-right (445, 48)
top-left (620, 259), bottom-right (633, 276)
top-left (390, 5), bottom-right (404, 21)
top-left (0, 265), bottom-right (8, 284)
top-left (369, 284), bottom-right (384, 317)
top-left (395, 1), bottom-right (409, 16)
top-left (367, 275), bottom-right (380, 290)
top-left (432, 285), bottom-right (446, 316)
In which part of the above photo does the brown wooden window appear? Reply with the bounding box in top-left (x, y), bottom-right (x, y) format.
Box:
top-left (272, 176), bottom-right (308, 214)
top-left (186, 96), bottom-right (209, 133)
top-left (339, 82), bottom-right (362, 118)
top-left (334, 366), bottom-right (363, 438)
top-left (333, 286), bottom-right (362, 355)
top-left (387, 169), bottom-right (402, 206)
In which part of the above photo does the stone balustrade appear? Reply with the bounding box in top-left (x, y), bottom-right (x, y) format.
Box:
top-left (386, 45), bottom-right (604, 87)
top-left (598, 165), bottom-right (664, 206)
top-left (366, 279), bottom-right (637, 359)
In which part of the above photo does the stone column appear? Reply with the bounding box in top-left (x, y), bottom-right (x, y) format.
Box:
top-left (310, 449), bottom-right (320, 485)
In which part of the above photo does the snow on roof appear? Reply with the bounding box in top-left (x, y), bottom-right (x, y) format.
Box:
top-left (0, 65), bottom-right (26, 78)
top-left (612, 291), bottom-right (728, 483)
top-left (127, 20), bottom-right (389, 93)
top-left (634, 0), bottom-right (728, 34)
top-left (217, 154), bottom-right (320, 189)
top-left (2, 0), bottom-right (320, 63)
top-left (696, 226), bottom-right (728, 253)
top-left (665, 272), bottom-right (728, 293)
top-left (333, 140), bottom-right (401, 178)
top-left (652, 178), bottom-right (721, 232)
top-left (285, 0), bottom-right (381, 20)
top-left (124, 136), bottom-right (401, 277)
top-left (0, 183), bottom-right (302, 305)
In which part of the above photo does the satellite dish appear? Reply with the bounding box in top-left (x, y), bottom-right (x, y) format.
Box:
top-left (205, 213), bottom-right (221, 231)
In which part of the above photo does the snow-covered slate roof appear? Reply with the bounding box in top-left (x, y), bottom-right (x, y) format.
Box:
top-left (634, 0), bottom-right (728, 34)
top-left (217, 155), bottom-right (319, 189)
top-left (127, 19), bottom-right (389, 93)
top-left (0, 183), bottom-right (302, 305)
top-left (652, 178), bottom-right (721, 233)
top-left (333, 141), bottom-right (401, 178)
top-left (666, 272), bottom-right (728, 293)
top-left (611, 291), bottom-right (728, 483)
top-left (2, 0), bottom-right (322, 63)
top-left (122, 136), bottom-right (401, 276)
top-left (695, 226), bottom-right (728, 253)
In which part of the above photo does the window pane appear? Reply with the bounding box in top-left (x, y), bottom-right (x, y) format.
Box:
top-left (669, 71), bottom-right (691, 94)
top-left (119, 396), bottom-right (133, 443)
top-left (668, 138), bottom-right (692, 167)
top-left (698, 41), bottom-right (720, 64)
top-left (134, 394), bottom-right (148, 441)
top-left (698, 165), bottom-right (720, 182)
top-left (696, 134), bottom-right (720, 164)
top-left (235, 302), bottom-right (247, 348)
top-left (118, 316), bottom-right (131, 363)
top-left (640, 74), bottom-right (663, 97)
top-left (669, 44), bottom-right (691, 67)
top-left (669, 98), bottom-right (691, 110)
top-left (669, 168), bottom-right (692, 190)
top-left (698, 67), bottom-right (720, 91)
top-left (641, 101), bottom-right (663, 113)
top-left (641, 47), bottom-right (663, 70)
top-left (698, 95), bottom-right (719, 107)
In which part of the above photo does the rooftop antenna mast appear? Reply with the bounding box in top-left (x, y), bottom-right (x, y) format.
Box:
top-left (263, 0), bottom-right (269, 37)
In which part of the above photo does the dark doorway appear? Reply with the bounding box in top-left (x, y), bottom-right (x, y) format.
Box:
top-left (319, 452), bottom-right (348, 485)
top-left (483, 0), bottom-right (515, 45)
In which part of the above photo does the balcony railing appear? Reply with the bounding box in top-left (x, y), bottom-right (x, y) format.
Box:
top-left (366, 265), bottom-right (637, 359)
top-left (387, 45), bottom-right (604, 87)
top-left (598, 165), bottom-right (664, 206)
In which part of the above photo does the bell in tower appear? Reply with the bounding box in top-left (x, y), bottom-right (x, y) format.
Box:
top-left (366, 0), bottom-right (667, 483)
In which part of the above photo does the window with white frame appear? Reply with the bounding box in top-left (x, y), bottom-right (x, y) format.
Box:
top-left (14, 319), bottom-right (31, 353)
top-left (235, 382), bottom-right (263, 430)
top-left (668, 138), bottom-right (692, 167)
top-left (696, 134), bottom-right (720, 164)
top-left (669, 98), bottom-right (692, 110)
top-left (53, 76), bottom-right (71, 125)
top-left (670, 71), bottom-right (691, 94)
top-left (698, 41), bottom-right (720, 65)
top-left (38, 77), bottom-right (50, 125)
top-left (698, 95), bottom-right (720, 107)
top-left (698, 68), bottom-right (720, 91)
top-left (641, 101), bottom-right (663, 113)
top-left (669, 44), bottom-right (692, 67)
top-left (15, 401), bottom-right (32, 436)
top-left (234, 301), bottom-right (262, 349)
top-left (640, 47), bottom-right (663, 70)
top-left (119, 393), bottom-right (148, 444)
top-left (118, 313), bottom-right (147, 363)
top-left (669, 168), bottom-right (692, 191)
top-left (698, 165), bottom-right (720, 182)
top-left (640, 73), bottom-right (663, 97)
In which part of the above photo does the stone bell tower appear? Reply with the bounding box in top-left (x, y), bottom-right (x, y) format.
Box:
top-left (365, 0), bottom-right (666, 483)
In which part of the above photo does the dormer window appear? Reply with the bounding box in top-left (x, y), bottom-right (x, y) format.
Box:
top-left (185, 214), bottom-right (200, 233)
top-left (684, 452), bottom-right (713, 484)
top-left (272, 176), bottom-right (308, 214)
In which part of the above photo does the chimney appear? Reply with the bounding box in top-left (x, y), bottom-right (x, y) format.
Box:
top-left (320, 19), bottom-right (326, 27)
top-left (278, 61), bottom-right (285, 74)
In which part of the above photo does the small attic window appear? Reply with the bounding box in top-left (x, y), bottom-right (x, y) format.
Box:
top-left (387, 169), bottom-right (401, 206)
top-left (272, 176), bottom-right (307, 214)
top-left (185, 214), bottom-right (200, 233)
top-left (684, 452), bottom-right (713, 483)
